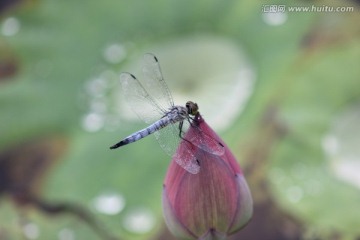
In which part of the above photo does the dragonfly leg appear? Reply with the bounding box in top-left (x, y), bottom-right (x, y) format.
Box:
top-left (178, 121), bottom-right (186, 139)
top-left (178, 121), bottom-right (194, 145)
top-left (187, 117), bottom-right (197, 128)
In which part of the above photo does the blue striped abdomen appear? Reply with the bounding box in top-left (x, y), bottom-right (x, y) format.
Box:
top-left (110, 118), bottom-right (171, 149)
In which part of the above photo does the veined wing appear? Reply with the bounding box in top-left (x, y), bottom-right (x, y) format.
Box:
top-left (141, 53), bottom-right (174, 112)
top-left (173, 142), bottom-right (200, 174)
top-left (153, 120), bottom-right (183, 157)
top-left (154, 121), bottom-right (200, 174)
top-left (173, 121), bottom-right (200, 174)
top-left (188, 124), bottom-right (225, 156)
top-left (177, 119), bottom-right (225, 156)
top-left (120, 73), bottom-right (164, 124)
top-left (173, 120), bottom-right (201, 174)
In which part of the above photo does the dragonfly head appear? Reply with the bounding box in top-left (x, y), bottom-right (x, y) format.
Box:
top-left (186, 101), bottom-right (199, 116)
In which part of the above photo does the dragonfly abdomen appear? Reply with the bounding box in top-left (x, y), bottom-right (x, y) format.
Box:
top-left (110, 118), bottom-right (171, 149)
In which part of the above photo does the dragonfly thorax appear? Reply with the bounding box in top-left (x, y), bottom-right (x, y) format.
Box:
top-left (166, 106), bottom-right (188, 123)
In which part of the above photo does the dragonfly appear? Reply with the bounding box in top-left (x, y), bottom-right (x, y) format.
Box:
top-left (110, 53), bottom-right (224, 174)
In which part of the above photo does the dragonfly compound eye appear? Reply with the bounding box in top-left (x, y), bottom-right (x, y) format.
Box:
top-left (186, 101), bottom-right (199, 116)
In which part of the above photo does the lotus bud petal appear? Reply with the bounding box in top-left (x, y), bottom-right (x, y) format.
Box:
top-left (163, 115), bottom-right (253, 239)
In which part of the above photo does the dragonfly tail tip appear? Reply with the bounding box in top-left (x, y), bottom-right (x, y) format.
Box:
top-left (110, 141), bottom-right (127, 149)
top-left (110, 144), bottom-right (119, 149)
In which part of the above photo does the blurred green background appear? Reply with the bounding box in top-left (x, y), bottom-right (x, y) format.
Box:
top-left (0, 0), bottom-right (359, 239)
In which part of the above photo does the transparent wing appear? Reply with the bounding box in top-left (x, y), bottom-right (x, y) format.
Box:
top-left (154, 118), bottom-right (224, 174)
top-left (142, 53), bottom-right (174, 111)
top-left (154, 121), bottom-right (200, 174)
top-left (174, 120), bottom-right (201, 174)
top-left (187, 124), bottom-right (225, 156)
top-left (154, 119), bottom-right (194, 157)
top-left (173, 143), bottom-right (200, 174)
top-left (120, 73), bottom-right (165, 124)
top-left (153, 123), bottom-right (180, 157)
top-left (178, 119), bottom-right (225, 156)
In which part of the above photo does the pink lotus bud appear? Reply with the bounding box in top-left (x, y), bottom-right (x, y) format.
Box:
top-left (162, 115), bottom-right (253, 240)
